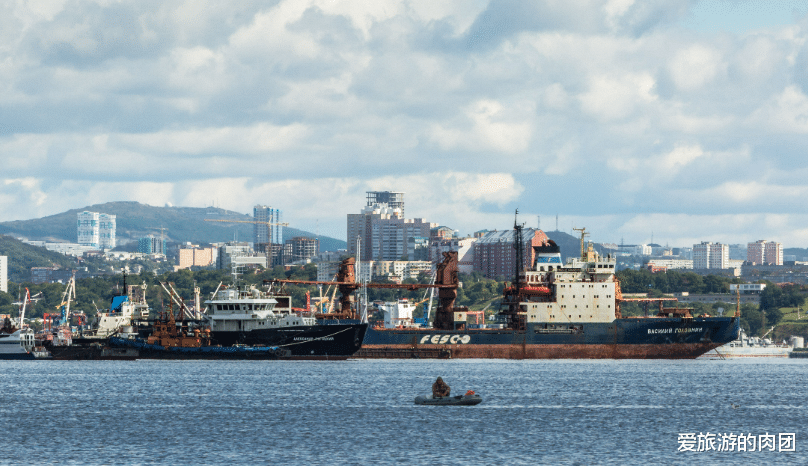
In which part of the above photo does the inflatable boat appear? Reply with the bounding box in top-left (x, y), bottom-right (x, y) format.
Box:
top-left (414, 393), bottom-right (482, 406)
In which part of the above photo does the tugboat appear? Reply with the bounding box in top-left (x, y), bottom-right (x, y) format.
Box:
top-left (204, 271), bottom-right (367, 359)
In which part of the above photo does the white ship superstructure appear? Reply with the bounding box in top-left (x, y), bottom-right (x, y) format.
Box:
top-left (78, 283), bottom-right (150, 340)
top-left (204, 285), bottom-right (316, 333)
top-left (0, 328), bottom-right (37, 359)
top-left (377, 299), bottom-right (423, 329)
top-left (520, 244), bottom-right (619, 325)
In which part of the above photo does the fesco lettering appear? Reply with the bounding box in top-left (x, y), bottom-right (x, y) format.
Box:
top-left (419, 334), bottom-right (472, 344)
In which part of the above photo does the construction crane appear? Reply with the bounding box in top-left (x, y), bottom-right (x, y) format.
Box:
top-left (56, 274), bottom-right (77, 326)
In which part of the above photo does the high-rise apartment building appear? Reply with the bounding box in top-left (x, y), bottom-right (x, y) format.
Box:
top-left (366, 191), bottom-right (404, 216)
top-left (253, 205), bottom-right (283, 246)
top-left (348, 191), bottom-right (436, 261)
top-left (77, 211), bottom-right (116, 249)
top-left (0, 256), bottom-right (7, 293)
top-left (285, 237), bottom-right (319, 263)
top-left (747, 240), bottom-right (783, 265)
top-left (693, 241), bottom-right (729, 269)
top-left (347, 203), bottom-right (402, 258)
top-left (138, 236), bottom-right (167, 255)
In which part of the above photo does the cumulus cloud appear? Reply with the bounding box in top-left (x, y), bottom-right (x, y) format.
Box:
top-left (1, 0), bottom-right (808, 248)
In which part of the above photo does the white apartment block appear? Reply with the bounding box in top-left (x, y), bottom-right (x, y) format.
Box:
top-left (747, 240), bottom-right (783, 265)
top-left (77, 211), bottom-right (116, 249)
top-left (646, 259), bottom-right (693, 270)
top-left (0, 256), bottom-right (7, 293)
top-left (693, 241), bottom-right (729, 269)
top-left (730, 283), bottom-right (767, 294)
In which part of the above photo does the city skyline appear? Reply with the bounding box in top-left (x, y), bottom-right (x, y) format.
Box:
top-left (2, 1), bottom-right (808, 246)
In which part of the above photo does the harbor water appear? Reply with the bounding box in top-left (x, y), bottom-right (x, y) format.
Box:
top-left (1, 358), bottom-right (806, 465)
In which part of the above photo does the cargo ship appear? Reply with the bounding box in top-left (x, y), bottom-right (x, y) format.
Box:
top-left (288, 221), bottom-right (739, 359)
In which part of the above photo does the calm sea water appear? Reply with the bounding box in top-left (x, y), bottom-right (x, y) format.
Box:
top-left (1, 358), bottom-right (806, 465)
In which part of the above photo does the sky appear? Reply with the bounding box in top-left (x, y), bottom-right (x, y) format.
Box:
top-left (2, 0), bottom-right (808, 248)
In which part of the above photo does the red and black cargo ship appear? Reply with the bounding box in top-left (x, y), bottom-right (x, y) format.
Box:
top-left (275, 221), bottom-right (739, 359)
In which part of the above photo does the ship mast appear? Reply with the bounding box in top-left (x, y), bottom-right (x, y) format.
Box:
top-left (513, 209), bottom-right (524, 295)
top-left (573, 227), bottom-right (589, 261)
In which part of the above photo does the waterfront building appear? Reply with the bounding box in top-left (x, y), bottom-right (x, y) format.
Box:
top-left (747, 240), bottom-right (783, 265)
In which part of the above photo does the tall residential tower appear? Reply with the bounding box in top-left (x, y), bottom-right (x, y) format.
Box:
top-left (77, 211), bottom-right (116, 249)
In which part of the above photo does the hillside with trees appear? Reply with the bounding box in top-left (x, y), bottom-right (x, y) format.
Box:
top-left (0, 201), bottom-right (347, 251)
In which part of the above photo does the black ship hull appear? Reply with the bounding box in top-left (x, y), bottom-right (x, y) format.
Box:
top-left (211, 323), bottom-right (368, 357)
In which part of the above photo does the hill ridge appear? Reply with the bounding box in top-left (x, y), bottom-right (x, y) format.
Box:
top-left (0, 201), bottom-right (347, 251)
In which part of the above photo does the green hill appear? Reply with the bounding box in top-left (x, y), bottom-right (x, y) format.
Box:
top-left (0, 235), bottom-right (77, 282)
top-left (0, 201), bottom-right (347, 252)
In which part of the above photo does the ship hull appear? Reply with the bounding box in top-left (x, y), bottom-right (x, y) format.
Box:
top-left (353, 317), bottom-right (740, 359)
top-left (700, 346), bottom-right (792, 358)
top-left (0, 352), bottom-right (38, 360)
top-left (0, 332), bottom-right (39, 360)
top-left (211, 323), bottom-right (368, 357)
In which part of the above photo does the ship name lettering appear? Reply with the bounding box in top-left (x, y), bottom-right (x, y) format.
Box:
top-left (648, 328), bottom-right (704, 334)
top-left (420, 335), bottom-right (472, 344)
